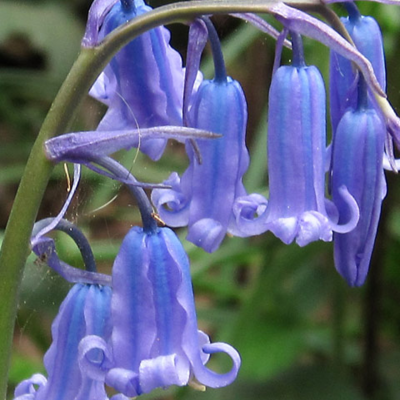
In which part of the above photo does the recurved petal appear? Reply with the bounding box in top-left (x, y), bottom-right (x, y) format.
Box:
top-left (151, 172), bottom-right (190, 227)
top-left (79, 335), bottom-right (113, 382)
top-left (14, 375), bottom-right (47, 398)
top-left (106, 368), bottom-right (140, 397)
top-left (230, 193), bottom-right (269, 237)
top-left (188, 342), bottom-right (241, 389)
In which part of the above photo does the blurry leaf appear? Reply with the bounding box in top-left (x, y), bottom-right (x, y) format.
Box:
top-left (183, 364), bottom-right (365, 400)
top-left (0, 3), bottom-right (84, 79)
top-left (8, 353), bottom-right (45, 386)
top-left (231, 315), bottom-right (307, 379)
top-left (388, 208), bottom-right (400, 240)
top-left (381, 348), bottom-right (400, 399)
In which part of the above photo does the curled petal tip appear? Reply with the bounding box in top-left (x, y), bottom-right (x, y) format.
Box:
top-left (151, 173), bottom-right (190, 227)
top-left (192, 342), bottom-right (241, 388)
top-left (329, 186), bottom-right (360, 234)
top-left (79, 335), bottom-right (113, 381)
top-left (106, 368), bottom-right (140, 398)
top-left (232, 194), bottom-right (269, 237)
top-left (14, 374), bottom-right (47, 398)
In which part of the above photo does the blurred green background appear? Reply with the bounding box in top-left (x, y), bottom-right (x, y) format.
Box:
top-left (2, 1), bottom-right (400, 399)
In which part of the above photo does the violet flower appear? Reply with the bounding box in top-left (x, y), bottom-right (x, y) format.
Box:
top-left (265, 61), bottom-right (331, 245)
top-left (329, 2), bottom-right (386, 133)
top-left (13, 283), bottom-right (112, 400)
top-left (89, 0), bottom-right (184, 160)
top-left (331, 77), bottom-right (386, 287)
top-left (152, 19), bottom-right (250, 252)
top-left (234, 33), bottom-right (358, 246)
top-left (80, 226), bottom-right (241, 397)
top-left (14, 218), bottom-right (114, 399)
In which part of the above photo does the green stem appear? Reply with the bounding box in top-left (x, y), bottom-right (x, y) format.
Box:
top-left (0, 0), bottom-right (360, 395)
top-left (0, 48), bottom-right (98, 397)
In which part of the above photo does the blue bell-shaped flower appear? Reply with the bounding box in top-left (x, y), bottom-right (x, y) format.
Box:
top-left (80, 226), bottom-right (241, 397)
top-left (13, 283), bottom-right (112, 400)
top-left (152, 77), bottom-right (249, 252)
top-left (234, 33), bottom-right (358, 245)
top-left (331, 77), bottom-right (386, 287)
top-left (152, 19), bottom-right (250, 253)
top-left (90, 0), bottom-right (184, 160)
top-left (264, 60), bottom-right (332, 245)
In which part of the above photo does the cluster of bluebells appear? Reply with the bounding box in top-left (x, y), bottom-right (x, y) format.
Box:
top-left (14, 0), bottom-right (400, 398)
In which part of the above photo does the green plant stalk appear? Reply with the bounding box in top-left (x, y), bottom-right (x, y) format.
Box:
top-left (0, 0), bottom-right (357, 396)
top-left (0, 48), bottom-right (98, 398)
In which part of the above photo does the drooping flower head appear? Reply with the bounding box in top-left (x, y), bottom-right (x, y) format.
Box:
top-left (234, 32), bottom-right (358, 246)
top-left (81, 226), bottom-right (241, 397)
top-left (14, 219), bottom-right (113, 400)
top-left (14, 283), bottom-right (112, 400)
top-left (331, 77), bottom-right (386, 287)
top-left (89, 0), bottom-right (184, 160)
top-left (152, 19), bottom-right (250, 252)
top-left (264, 38), bottom-right (331, 245)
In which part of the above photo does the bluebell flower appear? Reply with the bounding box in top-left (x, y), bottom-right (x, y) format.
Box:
top-left (331, 79), bottom-right (386, 287)
top-left (152, 78), bottom-right (249, 252)
top-left (14, 283), bottom-right (112, 400)
top-left (329, 3), bottom-right (386, 133)
top-left (234, 34), bottom-right (358, 245)
top-left (152, 19), bottom-right (250, 253)
top-left (266, 61), bottom-right (332, 245)
top-left (80, 226), bottom-right (241, 397)
top-left (89, 0), bottom-right (184, 160)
